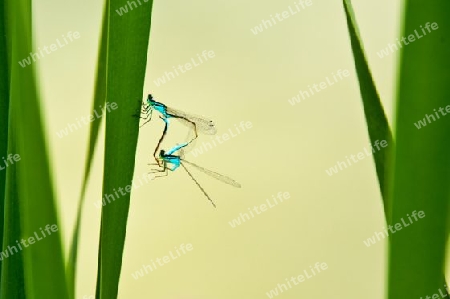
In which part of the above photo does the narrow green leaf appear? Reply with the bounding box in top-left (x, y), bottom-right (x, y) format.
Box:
top-left (388, 1), bottom-right (450, 298)
top-left (1, 135), bottom-right (26, 299)
top-left (3, 0), bottom-right (69, 297)
top-left (0, 0), bottom-right (10, 272)
top-left (95, 0), bottom-right (154, 298)
top-left (67, 2), bottom-right (109, 297)
top-left (342, 0), bottom-right (394, 219)
top-left (1, 2), bottom-right (26, 298)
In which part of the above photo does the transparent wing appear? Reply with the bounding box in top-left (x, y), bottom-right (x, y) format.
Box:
top-left (178, 145), bottom-right (186, 159)
top-left (166, 106), bottom-right (217, 135)
top-left (180, 160), bottom-right (241, 188)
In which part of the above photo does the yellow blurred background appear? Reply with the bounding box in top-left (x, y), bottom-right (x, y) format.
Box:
top-left (32, 0), bottom-right (404, 298)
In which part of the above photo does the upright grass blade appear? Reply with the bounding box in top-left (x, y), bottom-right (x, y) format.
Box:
top-left (67, 2), bottom-right (109, 297)
top-left (1, 132), bottom-right (25, 299)
top-left (342, 0), bottom-right (393, 219)
top-left (0, 0), bottom-right (10, 274)
top-left (1, 2), bottom-right (25, 298)
top-left (3, 0), bottom-right (69, 298)
top-left (95, 0), bottom-right (154, 298)
top-left (388, 1), bottom-right (450, 298)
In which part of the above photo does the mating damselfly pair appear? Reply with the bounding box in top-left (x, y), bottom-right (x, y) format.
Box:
top-left (139, 94), bottom-right (240, 207)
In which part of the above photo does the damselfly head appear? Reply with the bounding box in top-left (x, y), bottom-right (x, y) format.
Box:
top-left (147, 94), bottom-right (156, 106)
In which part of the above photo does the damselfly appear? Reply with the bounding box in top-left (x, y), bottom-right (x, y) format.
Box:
top-left (150, 142), bottom-right (241, 207)
top-left (140, 94), bottom-right (217, 163)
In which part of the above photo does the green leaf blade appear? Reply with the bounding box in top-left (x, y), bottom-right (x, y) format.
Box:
top-left (67, 2), bottom-right (110, 297)
top-left (0, 0), bottom-right (10, 275)
top-left (388, 1), bottom-right (450, 298)
top-left (3, 0), bottom-right (69, 297)
top-left (96, 1), bottom-right (154, 298)
top-left (342, 0), bottom-right (394, 219)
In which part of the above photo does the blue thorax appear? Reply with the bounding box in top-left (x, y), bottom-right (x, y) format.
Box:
top-left (147, 95), bottom-right (169, 118)
top-left (161, 142), bottom-right (189, 171)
